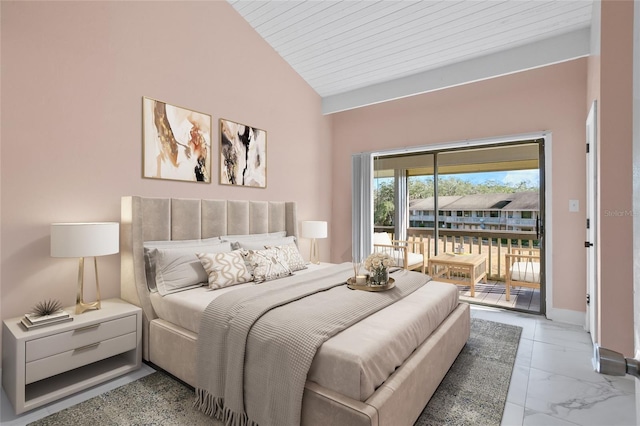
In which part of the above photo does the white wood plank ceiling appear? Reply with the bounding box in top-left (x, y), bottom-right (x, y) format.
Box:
top-left (229, 0), bottom-right (592, 100)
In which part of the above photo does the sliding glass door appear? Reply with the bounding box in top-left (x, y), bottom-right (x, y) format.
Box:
top-left (369, 139), bottom-right (545, 314)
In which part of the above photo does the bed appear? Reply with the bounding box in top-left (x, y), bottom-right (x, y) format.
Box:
top-left (120, 196), bottom-right (470, 426)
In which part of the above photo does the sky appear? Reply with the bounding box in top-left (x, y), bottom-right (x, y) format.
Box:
top-left (449, 169), bottom-right (539, 187)
top-left (376, 169), bottom-right (540, 188)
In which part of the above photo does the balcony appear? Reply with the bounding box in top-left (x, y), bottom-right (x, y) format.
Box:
top-left (374, 226), bottom-right (542, 313)
top-left (410, 215), bottom-right (536, 228)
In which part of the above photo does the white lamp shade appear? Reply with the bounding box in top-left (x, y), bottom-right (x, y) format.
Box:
top-left (51, 222), bottom-right (119, 258)
top-left (301, 221), bottom-right (327, 239)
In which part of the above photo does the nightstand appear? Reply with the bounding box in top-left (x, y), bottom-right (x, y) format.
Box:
top-left (2, 298), bottom-right (141, 414)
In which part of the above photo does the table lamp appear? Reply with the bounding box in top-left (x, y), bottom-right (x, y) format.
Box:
top-left (51, 222), bottom-right (119, 314)
top-left (301, 221), bottom-right (327, 265)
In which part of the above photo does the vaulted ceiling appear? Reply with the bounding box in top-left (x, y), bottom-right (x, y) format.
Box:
top-left (229, 1), bottom-right (594, 113)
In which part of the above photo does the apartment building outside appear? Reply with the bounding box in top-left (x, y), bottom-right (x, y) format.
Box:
top-left (409, 192), bottom-right (539, 232)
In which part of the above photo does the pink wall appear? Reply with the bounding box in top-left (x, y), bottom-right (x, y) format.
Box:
top-left (597, 0), bottom-right (634, 356)
top-left (331, 59), bottom-right (588, 315)
top-left (0, 1), bottom-right (332, 350)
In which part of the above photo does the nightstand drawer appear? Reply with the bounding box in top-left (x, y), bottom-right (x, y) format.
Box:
top-left (26, 315), bottom-right (137, 362)
top-left (25, 331), bottom-right (137, 384)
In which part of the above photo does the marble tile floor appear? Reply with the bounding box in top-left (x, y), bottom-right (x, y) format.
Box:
top-left (1, 306), bottom-right (636, 426)
top-left (471, 306), bottom-right (638, 426)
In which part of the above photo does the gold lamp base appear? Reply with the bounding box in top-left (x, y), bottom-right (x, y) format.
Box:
top-left (309, 238), bottom-right (320, 265)
top-left (75, 257), bottom-right (102, 315)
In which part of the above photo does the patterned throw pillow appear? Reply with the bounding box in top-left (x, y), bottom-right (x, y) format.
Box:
top-left (196, 250), bottom-right (253, 290)
top-left (265, 243), bottom-right (307, 272)
top-left (244, 248), bottom-right (293, 284)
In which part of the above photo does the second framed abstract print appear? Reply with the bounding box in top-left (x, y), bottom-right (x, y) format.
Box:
top-left (219, 118), bottom-right (267, 188)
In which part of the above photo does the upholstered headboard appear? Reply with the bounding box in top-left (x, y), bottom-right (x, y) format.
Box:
top-left (120, 196), bottom-right (298, 358)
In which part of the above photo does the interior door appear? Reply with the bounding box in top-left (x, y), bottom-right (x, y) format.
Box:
top-left (585, 100), bottom-right (598, 344)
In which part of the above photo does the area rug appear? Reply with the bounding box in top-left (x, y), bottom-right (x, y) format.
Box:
top-left (29, 318), bottom-right (521, 426)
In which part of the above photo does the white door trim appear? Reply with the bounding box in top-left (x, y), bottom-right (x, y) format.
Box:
top-left (585, 100), bottom-right (598, 344)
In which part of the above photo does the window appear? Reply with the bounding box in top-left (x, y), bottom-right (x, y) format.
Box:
top-left (522, 211), bottom-right (533, 219)
top-left (373, 175), bottom-right (395, 227)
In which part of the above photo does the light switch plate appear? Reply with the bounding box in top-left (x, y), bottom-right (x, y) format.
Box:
top-left (569, 199), bottom-right (579, 212)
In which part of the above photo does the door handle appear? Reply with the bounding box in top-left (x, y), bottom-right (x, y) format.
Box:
top-left (585, 241), bottom-right (594, 248)
top-left (536, 218), bottom-right (541, 240)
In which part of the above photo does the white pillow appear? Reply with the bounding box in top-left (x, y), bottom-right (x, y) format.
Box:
top-left (222, 231), bottom-right (287, 241)
top-left (265, 243), bottom-right (307, 272)
top-left (144, 236), bottom-right (227, 249)
top-left (145, 241), bottom-right (232, 295)
top-left (244, 248), bottom-right (293, 284)
top-left (237, 236), bottom-right (296, 251)
top-left (197, 250), bottom-right (253, 290)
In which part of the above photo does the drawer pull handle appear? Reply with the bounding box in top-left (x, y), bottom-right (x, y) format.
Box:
top-left (74, 324), bottom-right (100, 333)
top-left (74, 342), bottom-right (100, 352)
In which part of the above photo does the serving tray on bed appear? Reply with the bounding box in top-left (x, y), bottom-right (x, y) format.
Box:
top-left (346, 277), bottom-right (395, 292)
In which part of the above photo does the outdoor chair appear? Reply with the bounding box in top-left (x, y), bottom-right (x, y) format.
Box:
top-left (372, 232), bottom-right (427, 273)
top-left (505, 248), bottom-right (541, 301)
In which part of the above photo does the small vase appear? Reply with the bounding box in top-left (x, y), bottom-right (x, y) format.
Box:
top-left (369, 267), bottom-right (389, 286)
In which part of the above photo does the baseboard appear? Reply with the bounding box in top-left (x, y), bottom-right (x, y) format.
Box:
top-left (546, 307), bottom-right (586, 326)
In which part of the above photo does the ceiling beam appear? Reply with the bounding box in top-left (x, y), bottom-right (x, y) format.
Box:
top-left (322, 27), bottom-right (590, 115)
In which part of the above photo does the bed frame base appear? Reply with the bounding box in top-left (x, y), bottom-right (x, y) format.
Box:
top-left (148, 303), bottom-right (469, 426)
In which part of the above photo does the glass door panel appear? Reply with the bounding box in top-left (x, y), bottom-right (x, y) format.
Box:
top-left (371, 141), bottom-right (544, 314)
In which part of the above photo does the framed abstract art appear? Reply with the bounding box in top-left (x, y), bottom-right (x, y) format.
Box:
top-left (219, 118), bottom-right (267, 188)
top-left (142, 97), bottom-right (212, 183)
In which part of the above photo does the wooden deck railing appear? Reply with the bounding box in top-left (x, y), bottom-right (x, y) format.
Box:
top-left (374, 226), bottom-right (540, 280)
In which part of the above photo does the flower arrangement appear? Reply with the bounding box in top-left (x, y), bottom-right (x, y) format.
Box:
top-left (364, 252), bottom-right (395, 285)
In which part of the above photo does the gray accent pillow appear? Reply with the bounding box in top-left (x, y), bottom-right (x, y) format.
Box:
top-left (143, 249), bottom-right (159, 292)
top-left (145, 241), bottom-right (232, 296)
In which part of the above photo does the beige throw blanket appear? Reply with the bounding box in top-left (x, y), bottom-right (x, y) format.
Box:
top-left (194, 263), bottom-right (430, 426)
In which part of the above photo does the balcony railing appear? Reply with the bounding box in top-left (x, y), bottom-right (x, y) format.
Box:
top-left (409, 215), bottom-right (536, 227)
top-left (374, 226), bottom-right (540, 280)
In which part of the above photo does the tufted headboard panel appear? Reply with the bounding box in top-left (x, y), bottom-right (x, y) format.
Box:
top-left (120, 196), bottom-right (298, 359)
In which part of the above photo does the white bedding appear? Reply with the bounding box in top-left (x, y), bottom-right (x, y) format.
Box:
top-left (150, 265), bottom-right (459, 401)
top-left (149, 263), bottom-right (333, 333)
top-left (309, 279), bottom-right (458, 400)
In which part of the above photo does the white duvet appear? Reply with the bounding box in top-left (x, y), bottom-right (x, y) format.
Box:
top-left (150, 264), bottom-right (459, 401)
